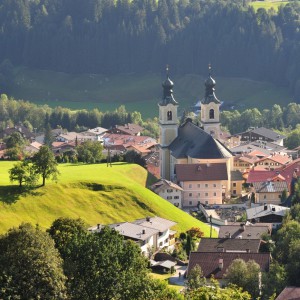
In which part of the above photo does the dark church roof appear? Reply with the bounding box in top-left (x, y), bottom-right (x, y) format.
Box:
top-left (159, 71), bottom-right (178, 106)
top-left (169, 120), bottom-right (232, 159)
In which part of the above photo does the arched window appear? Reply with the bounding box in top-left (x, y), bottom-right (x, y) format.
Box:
top-left (167, 111), bottom-right (172, 120)
top-left (209, 109), bottom-right (214, 119)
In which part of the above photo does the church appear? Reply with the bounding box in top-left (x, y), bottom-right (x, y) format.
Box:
top-left (158, 68), bottom-right (243, 206)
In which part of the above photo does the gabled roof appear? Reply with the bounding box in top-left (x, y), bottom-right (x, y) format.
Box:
top-left (176, 163), bottom-right (228, 182)
top-left (276, 287), bottom-right (300, 300)
top-left (114, 123), bottom-right (144, 135)
top-left (253, 181), bottom-right (288, 193)
top-left (246, 204), bottom-right (290, 220)
top-left (187, 252), bottom-right (271, 279)
top-left (218, 224), bottom-right (270, 239)
top-left (133, 216), bottom-right (176, 233)
top-left (249, 127), bottom-right (286, 141)
top-left (197, 238), bottom-right (261, 253)
top-left (150, 179), bottom-right (183, 193)
top-left (247, 170), bottom-right (283, 183)
top-left (169, 120), bottom-right (232, 159)
top-left (255, 154), bottom-right (291, 165)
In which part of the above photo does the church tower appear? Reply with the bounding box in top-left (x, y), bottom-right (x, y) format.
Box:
top-left (158, 67), bottom-right (178, 180)
top-left (200, 65), bottom-right (221, 139)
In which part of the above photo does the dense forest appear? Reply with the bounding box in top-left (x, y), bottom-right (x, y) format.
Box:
top-left (0, 0), bottom-right (300, 99)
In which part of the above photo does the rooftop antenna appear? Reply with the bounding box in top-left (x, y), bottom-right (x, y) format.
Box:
top-left (166, 64), bottom-right (170, 77)
top-left (208, 63), bottom-right (212, 76)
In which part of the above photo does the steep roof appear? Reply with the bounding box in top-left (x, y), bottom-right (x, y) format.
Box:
top-left (169, 120), bottom-right (232, 159)
top-left (187, 252), bottom-right (270, 279)
top-left (250, 127), bottom-right (286, 141)
top-left (218, 224), bottom-right (270, 239)
top-left (176, 163), bottom-right (228, 181)
top-left (197, 238), bottom-right (261, 253)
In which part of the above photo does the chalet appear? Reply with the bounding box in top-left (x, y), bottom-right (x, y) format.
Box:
top-left (253, 153), bottom-right (292, 171)
top-left (57, 132), bottom-right (96, 143)
top-left (252, 181), bottom-right (289, 205)
top-left (239, 127), bottom-right (286, 146)
top-left (246, 204), bottom-right (290, 229)
top-left (0, 125), bottom-right (34, 141)
top-left (150, 179), bottom-right (183, 208)
top-left (24, 141), bottom-right (42, 154)
top-left (233, 154), bottom-right (259, 173)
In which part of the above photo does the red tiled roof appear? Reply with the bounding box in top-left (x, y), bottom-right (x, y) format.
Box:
top-left (187, 252), bottom-right (270, 279)
top-left (256, 154), bottom-right (291, 165)
top-left (176, 163), bottom-right (228, 181)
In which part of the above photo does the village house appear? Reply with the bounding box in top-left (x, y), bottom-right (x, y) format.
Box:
top-left (89, 216), bottom-right (176, 257)
top-left (150, 179), bottom-right (183, 208)
top-left (253, 153), bottom-right (292, 171)
top-left (251, 181), bottom-right (289, 205)
top-left (109, 123), bottom-right (144, 136)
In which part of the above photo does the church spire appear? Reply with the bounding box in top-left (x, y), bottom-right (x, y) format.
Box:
top-left (160, 65), bottom-right (178, 106)
top-left (202, 64), bottom-right (220, 104)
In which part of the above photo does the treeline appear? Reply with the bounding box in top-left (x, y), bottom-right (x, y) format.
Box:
top-left (0, 94), bottom-right (159, 138)
top-left (0, 0), bottom-right (300, 99)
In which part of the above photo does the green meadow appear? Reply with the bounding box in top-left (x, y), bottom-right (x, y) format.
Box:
top-left (0, 161), bottom-right (214, 236)
top-left (249, 1), bottom-right (291, 12)
top-left (11, 67), bottom-right (291, 119)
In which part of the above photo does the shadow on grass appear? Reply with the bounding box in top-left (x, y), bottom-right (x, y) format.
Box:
top-left (0, 185), bottom-right (45, 204)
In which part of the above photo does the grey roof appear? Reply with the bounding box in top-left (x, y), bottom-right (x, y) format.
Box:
top-left (250, 127), bottom-right (286, 141)
top-left (231, 170), bottom-right (244, 181)
top-left (169, 120), bottom-right (232, 159)
top-left (151, 179), bottom-right (183, 192)
top-left (246, 204), bottom-right (290, 220)
top-left (230, 141), bottom-right (285, 155)
top-left (152, 260), bottom-right (176, 269)
top-left (218, 224), bottom-right (270, 239)
top-left (133, 216), bottom-right (176, 233)
top-left (111, 222), bottom-right (159, 241)
top-left (253, 181), bottom-right (288, 193)
top-left (197, 238), bottom-right (261, 253)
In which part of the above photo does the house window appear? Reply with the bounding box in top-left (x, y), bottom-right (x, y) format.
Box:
top-left (165, 238), bottom-right (169, 243)
top-left (213, 184), bottom-right (217, 188)
top-left (189, 201), bottom-right (193, 205)
top-left (198, 193), bottom-right (200, 197)
top-left (205, 201), bottom-right (209, 205)
top-left (159, 242), bottom-right (163, 247)
top-left (205, 193), bottom-right (208, 197)
top-left (189, 193), bottom-right (192, 197)
top-left (214, 192), bottom-right (217, 196)
top-left (233, 183), bottom-right (236, 187)
top-left (174, 196), bottom-right (179, 199)
top-left (197, 184), bottom-right (201, 188)
top-left (264, 195), bottom-right (267, 199)
top-left (167, 189), bottom-right (173, 193)
top-left (205, 184), bottom-right (208, 188)
top-left (189, 184), bottom-right (192, 189)
top-left (233, 190), bottom-right (237, 194)
top-left (167, 196), bottom-right (172, 200)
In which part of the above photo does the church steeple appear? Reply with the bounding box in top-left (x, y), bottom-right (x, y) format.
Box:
top-left (160, 65), bottom-right (178, 106)
top-left (200, 64), bottom-right (221, 139)
top-left (158, 65), bottom-right (178, 180)
top-left (202, 64), bottom-right (220, 105)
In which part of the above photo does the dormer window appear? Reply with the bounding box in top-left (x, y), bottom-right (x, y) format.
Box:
top-left (209, 109), bottom-right (214, 119)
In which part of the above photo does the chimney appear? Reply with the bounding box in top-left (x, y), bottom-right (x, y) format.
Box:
top-left (146, 216), bottom-right (151, 222)
top-left (246, 249), bottom-right (250, 253)
top-left (142, 228), bottom-right (146, 234)
top-left (272, 206), bottom-right (276, 212)
top-left (219, 258), bottom-right (224, 270)
top-left (264, 204), bottom-right (268, 211)
top-left (239, 224), bottom-right (245, 231)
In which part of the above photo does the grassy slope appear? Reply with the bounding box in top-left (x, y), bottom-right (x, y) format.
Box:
top-left (11, 67), bottom-right (292, 119)
top-left (249, 1), bottom-right (291, 12)
top-left (0, 161), bottom-right (214, 236)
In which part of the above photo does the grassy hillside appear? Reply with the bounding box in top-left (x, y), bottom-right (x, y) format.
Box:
top-left (11, 67), bottom-right (292, 119)
top-left (0, 161), bottom-right (214, 236)
top-left (249, 1), bottom-right (291, 12)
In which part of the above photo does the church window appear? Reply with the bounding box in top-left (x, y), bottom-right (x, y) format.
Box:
top-left (209, 109), bottom-right (214, 119)
top-left (167, 111), bottom-right (172, 120)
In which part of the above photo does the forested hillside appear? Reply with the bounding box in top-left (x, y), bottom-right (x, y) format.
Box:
top-left (0, 0), bottom-right (300, 100)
